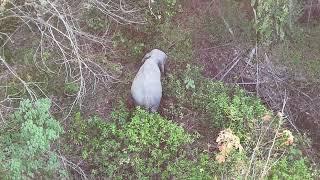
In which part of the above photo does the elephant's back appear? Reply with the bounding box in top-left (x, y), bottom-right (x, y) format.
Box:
top-left (131, 62), bottom-right (162, 108)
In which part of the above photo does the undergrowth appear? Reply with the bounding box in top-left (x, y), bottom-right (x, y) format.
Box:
top-left (0, 97), bottom-right (313, 178)
top-left (269, 147), bottom-right (313, 179)
top-left (206, 0), bottom-right (255, 44)
top-left (162, 63), bottom-right (315, 178)
top-left (0, 0), bottom-right (318, 179)
top-left (164, 64), bottom-right (266, 140)
top-left (0, 99), bottom-right (64, 179)
top-left (62, 96), bottom-right (315, 178)
top-left (66, 106), bottom-right (193, 178)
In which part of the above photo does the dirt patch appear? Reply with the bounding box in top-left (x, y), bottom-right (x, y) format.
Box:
top-left (82, 71), bottom-right (135, 119)
top-left (288, 83), bottom-right (320, 157)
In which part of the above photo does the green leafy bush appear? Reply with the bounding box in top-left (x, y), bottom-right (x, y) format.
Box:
top-left (110, 100), bottom-right (130, 126)
top-left (164, 65), bottom-right (266, 140)
top-left (167, 153), bottom-right (217, 179)
top-left (70, 112), bottom-right (123, 177)
top-left (252, 0), bottom-right (301, 44)
top-left (163, 64), bottom-right (201, 107)
top-left (67, 107), bottom-right (193, 178)
top-left (167, 145), bottom-right (247, 178)
top-left (197, 84), bottom-right (266, 139)
top-left (0, 99), bottom-right (64, 179)
top-left (123, 108), bottom-right (193, 178)
top-left (65, 95), bottom-right (316, 179)
top-left (269, 148), bottom-right (313, 179)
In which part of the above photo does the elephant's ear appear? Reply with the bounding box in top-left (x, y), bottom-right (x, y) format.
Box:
top-left (141, 52), bottom-right (151, 63)
top-left (160, 56), bottom-right (167, 74)
top-left (160, 62), bottom-right (165, 74)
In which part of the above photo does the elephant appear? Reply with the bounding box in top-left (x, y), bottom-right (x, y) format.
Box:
top-left (131, 49), bottom-right (168, 112)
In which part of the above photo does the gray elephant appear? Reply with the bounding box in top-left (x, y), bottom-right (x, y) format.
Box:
top-left (131, 49), bottom-right (168, 112)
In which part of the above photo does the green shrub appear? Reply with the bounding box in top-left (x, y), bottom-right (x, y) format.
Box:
top-left (166, 153), bottom-right (217, 179)
top-left (167, 148), bottom-right (247, 179)
top-left (0, 98), bottom-right (64, 179)
top-left (164, 74), bottom-right (187, 104)
top-left (110, 100), bottom-right (130, 126)
top-left (203, 85), bottom-right (266, 140)
top-left (252, 0), bottom-right (301, 44)
top-left (269, 148), bottom-right (313, 179)
top-left (65, 98), bottom-right (315, 179)
top-left (164, 65), bottom-right (267, 140)
top-left (70, 112), bottom-right (123, 177)
top-left (67, 107), bottom-right (193, 178)
top-left (163, 64), bottom-right (201, 107)
top-left (122, 108), bottom-right (193, 178)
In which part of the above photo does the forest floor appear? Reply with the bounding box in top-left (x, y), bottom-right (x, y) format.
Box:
top-left (75, 0), bottom-right (320, 160)
top-left (1, 0), bottom-right (319, 177)
top-left (72, 0), bottom-right (320, 161)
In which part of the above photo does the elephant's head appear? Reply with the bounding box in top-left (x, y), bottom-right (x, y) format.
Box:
top-left (142, 49), bottom-right (168, 74)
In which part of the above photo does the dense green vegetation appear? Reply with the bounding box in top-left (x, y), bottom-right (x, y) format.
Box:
top-left (1, 96), bottom-right (314, 178)
top-left (0, 0), bottom-right (319, 179)
top-left (0, 99), bottom-right (64, 179)
top-left (66, 107), bottom-right (193, 178)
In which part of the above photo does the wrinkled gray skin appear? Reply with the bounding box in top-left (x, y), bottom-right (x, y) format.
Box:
top-left (131, 49), bottom-right (168, 112)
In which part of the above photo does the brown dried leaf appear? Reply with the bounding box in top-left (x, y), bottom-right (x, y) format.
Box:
top-left (216, 154), bottom-right (226, 164)
top-left (262, 114), bottom-right (272, 121)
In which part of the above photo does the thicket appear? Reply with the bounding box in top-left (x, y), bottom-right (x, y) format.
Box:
top-left (0, 96), bottom-right (313, 179)
top-left (66, 106), bottom-right (193, 178)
